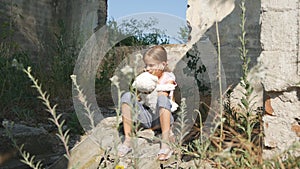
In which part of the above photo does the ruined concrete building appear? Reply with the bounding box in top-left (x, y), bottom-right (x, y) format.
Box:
top-left (0, 0), bottom-right (299, 166)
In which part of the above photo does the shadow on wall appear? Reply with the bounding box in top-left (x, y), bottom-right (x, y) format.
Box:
top-left (205, 0), bottom-right (262, 86)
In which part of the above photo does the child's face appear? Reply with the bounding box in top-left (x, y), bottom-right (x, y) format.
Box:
top-left (143, 57), bottom-right (166, 77)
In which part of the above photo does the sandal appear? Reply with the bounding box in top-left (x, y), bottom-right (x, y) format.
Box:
top-left (117, 144), bottom-right (132, 157)
top-left (157, 148), bottom-right (173, 161)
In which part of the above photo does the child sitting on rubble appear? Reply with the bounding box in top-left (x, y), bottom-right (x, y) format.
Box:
top-left (118, 45), bottom-right (178, 161)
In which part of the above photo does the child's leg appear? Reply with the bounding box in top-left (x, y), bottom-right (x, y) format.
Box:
top-left (156, 96), bottom-right (174, 141)
top-left (159, 107), bottom-right (171, 147)
top-left (118, 92), bottom-right (136, 157)
top-left (156, 95), bottom-right (174, 160)
top-left (121, 103), bottom-right (133, 145)
top-left (120, 92), bottom-right (152, 145)
top-left (120, 92), bottom-right (136, 146)
top-left (119, 92), bottom-right (155, 157)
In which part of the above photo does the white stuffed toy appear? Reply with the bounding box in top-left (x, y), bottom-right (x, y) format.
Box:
top-left (132, 72), bottom-right (158, 93)
top-left (132, 72), bottom-right (178, 112)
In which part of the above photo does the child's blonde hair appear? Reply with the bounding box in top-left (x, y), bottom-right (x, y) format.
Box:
top-left (143, 45), bottom-right (171, 72)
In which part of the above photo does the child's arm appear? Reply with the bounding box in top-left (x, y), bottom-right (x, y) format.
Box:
top-left (157, 72), bottom-right (177, 97)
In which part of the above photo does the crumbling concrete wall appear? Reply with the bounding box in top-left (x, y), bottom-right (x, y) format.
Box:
top-left (0, 0), bottom-right (107, 60)
top-left (190, 0), bottom-right (300, 158)
top-left (258, 0), bottom-right (300, 158)
top-left (187, 0), bottom-right (300, 158)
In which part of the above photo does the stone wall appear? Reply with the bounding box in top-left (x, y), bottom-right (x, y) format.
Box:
top-left (258, 0), bottom-right (300, 158)
top-left (186, 0), bottom-right (300, 158)
top-left (0, 0), bottom-right (107, 60)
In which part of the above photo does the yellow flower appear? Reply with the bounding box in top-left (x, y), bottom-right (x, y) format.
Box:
top-left (115, 164), bottom-right (124, 169)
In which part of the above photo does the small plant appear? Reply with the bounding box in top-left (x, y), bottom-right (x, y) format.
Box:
top-left (18, 145), bottom-right (44, 169)
top-left (173, 98), bottom-right (189, 146)
top-left (4, 66), bottom-right (73, 168)
top-left (169, 98), bottom-right (190, 167)
top-left (71, 74), bottom-right (96, 130)
top-left (4, 122), bottom-right (44, 169)
top-left (23, 66), bottom-right (71, 159)
top-left (210, 0), bottom-right (263, 167)
top-left (178, 0), bottom-right (265, 168)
